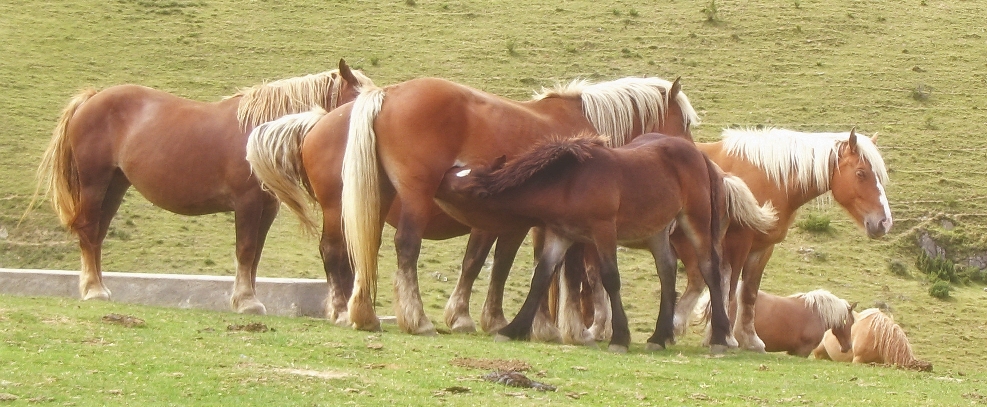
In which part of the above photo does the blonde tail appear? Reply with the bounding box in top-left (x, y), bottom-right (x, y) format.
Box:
top-left (245, 107), bottom-right (328, 234)
top-left (341, 87), bottom-right (386, 315)
top-left (723, 175), bottom-right (778, 234)
top-left (23, 88), bottom-right (99, 230)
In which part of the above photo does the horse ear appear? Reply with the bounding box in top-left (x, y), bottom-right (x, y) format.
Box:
top-left (668, 77), bottom-right (682, 101)
top-left (847, 127), bottom-right (859, 154)
top-left (849, 301), bottom-right (858, 311)
top-left (338, 58), bottom-right (360, 85)
top-left (870, 132), bottom-right (879, 144)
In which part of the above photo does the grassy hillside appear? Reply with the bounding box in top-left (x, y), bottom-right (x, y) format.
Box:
top-left (2, 0), bottom-right (986, 377)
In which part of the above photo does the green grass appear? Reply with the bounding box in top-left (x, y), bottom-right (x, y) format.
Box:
top-left (2, 295), bottom-right (983, 406)
top-left (2, 0), bottom-right (987, 400)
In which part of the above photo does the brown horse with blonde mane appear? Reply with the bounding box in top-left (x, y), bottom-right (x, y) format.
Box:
top-left (434, 133), bottom-right (727, 352)
top-left (28, 59), bottom-right (373, 314)
top-left (813, 308), bottom-right (932, 371)
top-left (730, 287), bottom-right (855, 357)
top-left (247, 75), bottom-right (704, 336)
top-left (672, 127), bottom-right (892, 351)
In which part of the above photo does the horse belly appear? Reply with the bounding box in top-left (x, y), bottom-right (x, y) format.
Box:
top-left (119, 128), bottom-right (244, 215)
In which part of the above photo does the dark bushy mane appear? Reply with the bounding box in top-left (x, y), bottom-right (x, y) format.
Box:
top-left (472, 134), bottom-right (606, 197)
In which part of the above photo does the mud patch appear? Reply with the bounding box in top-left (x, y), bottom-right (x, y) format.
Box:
top-left (450, 357), bottom-right (530, 372)
top-left (102, 314), bottom-right (145, 328)
top-left (227, 322), bottom-right (269, 332)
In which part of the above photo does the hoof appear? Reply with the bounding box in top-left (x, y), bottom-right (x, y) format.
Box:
top-left (493, 334), bottom-right (512, 343)
top-left (352, 319), bottom-right (382, 332)
top-left (234, 299), bottom-right (267, 315)
top-left (331, 312), bottom-right (350, 327)
top-left (607, 344), bottom-right (628, 354)
top-left (448, 319), bottom-right (477, 334)
top-left (81, 287), bottom-right (111, 301)
top-left (710, 344), bottom-right (729, 355)
top-left (480, 316), bottom-right (509, 334)
top-left (644, 342), bottom-right (666, 352)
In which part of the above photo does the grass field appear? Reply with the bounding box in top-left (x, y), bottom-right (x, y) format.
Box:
top-left (2, 0), bottom-right (987, 401)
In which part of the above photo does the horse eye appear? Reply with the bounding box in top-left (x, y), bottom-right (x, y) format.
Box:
top-left (855, 169), bottom-right (865, 179)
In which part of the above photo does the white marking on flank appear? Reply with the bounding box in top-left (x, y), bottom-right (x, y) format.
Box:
top-left (456, 169), bottom-right (471, 177)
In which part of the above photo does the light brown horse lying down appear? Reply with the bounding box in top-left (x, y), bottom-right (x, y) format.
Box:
top-left (813, 308), bottom-right (932, 371)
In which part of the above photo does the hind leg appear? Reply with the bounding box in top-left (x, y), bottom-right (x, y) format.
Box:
top-left (558, 244), bottom-right (596, 346)
top-left (444, 229), bottom-right (496, 333)
top-left (645, 227), bottom-right (678, 351)
top-left (229, 193), bottom-right (278, 314)
top-left (390, 201), bottom-right (439, 335)
top-left (74, 171), bottom-right (130, 301)
top-left (320, 216), bottom-right (354, 326)
top-left (671, 234), bottom-right (705, 339)
top-left (480, 229), bottom-right (526, 333)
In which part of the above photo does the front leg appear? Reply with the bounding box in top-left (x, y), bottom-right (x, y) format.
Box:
top-left (444, 229), bottom-right (496, 333)
top-left (590, 224), bottom-right (629, 353)
top-left (496, 231), bottom-right (570, 342)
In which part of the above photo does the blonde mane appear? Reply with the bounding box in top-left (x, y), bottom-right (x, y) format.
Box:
top-left (857, 308), bottom-right (921, 367)
top-left (721, 128), bottom-right (889, 192)
top-left (792, 289), bottom-right (850, 329)
top-left (533, 77), bottom-right (700, 147)
top-left (233, 69), bottom-right (374, 132)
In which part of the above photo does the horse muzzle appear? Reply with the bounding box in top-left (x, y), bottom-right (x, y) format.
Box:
top-left (864, 215), bottom-right (893, 239)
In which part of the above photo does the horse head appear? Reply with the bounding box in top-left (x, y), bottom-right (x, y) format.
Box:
top-left (831, 301), bottom-right (857, 354)
top-left (829, 128), bottom-right (893, 238)
top-left (645, 77), bottom-right (696, 143)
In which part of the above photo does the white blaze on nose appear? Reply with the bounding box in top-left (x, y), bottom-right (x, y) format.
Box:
top-left (456, 169), bottom-right (472, 177)
top-left (875, 179), bottom-right (893, 231)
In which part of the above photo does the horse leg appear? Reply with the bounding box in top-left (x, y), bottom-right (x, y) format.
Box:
top-left (495, 230), bottom-right (570, 342)
top-left (734, 246), bottom-right (774, 352)
top-left (444, 229), bottom-right (496, 333)
top-left (671, 234), bottom-right (704, 339)
top-left (392, 203), bottom-right (438, 335)
top-left (676, 216), bottom-right (730, 353)
top-left (645, 227), bottom-right (678, 351)
top-left (558, 243), bottom-right (595, 346)
top-left (583, 248), bottom-right (612, 342)
top-left (74, 170), bottom-right (129, 301)
top-left (589, 225), bottom-right (629, 353)
top-left (528, 227), bottom-right (562, 342)
top-left (229, 193), bottom-right (279, 314)
top-left (479, 229), bottom-right (526, 333)
top-left (316, 194), bottom-right (356, 325)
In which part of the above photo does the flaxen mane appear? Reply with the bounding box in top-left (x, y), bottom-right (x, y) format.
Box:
top-left (792, 289), bottom-right (850, 330)
top-left (534, 77), bottom-right (700, 147)
top-left (471, 134), bottom-right (606, 198)
top-left (234, 69), bottom-right (374, 132)
top-left (721, 128), bottom-right (889, 192)
top-left (857, 308), bottom-right (931, 371)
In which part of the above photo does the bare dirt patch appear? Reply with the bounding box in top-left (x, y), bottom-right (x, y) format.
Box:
top-left (450, 357), bottom-right (530, 372)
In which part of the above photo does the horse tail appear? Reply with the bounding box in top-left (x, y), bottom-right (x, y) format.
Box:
top-left (693, 289), bottom-right (712, 326)
top-left (23, 88), bottom-right (99, 230)
top-left (245, 108), bottom-right (328, 235)
top-left (340, 86), bottom-right (386, 308)
top-left (722, 174), bottom-right (778, 234)
top-left (473, 133), bottom-right (604, 197)
top-left (703, 153), bottom-right (723, 278)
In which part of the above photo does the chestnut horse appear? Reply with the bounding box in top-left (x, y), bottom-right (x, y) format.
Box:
top-left (813, 308), bottom-right (932, 371)
top-left (435, 133), bottom-right (726, 352)
top-left (29, 59), bottom-right (373, 314)
top-left (741, 288), bottom-right (855, 357)
top-left (672, 127), bottom-right (891, 351)
top-left (247, 75), bottom-right (702, 335)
